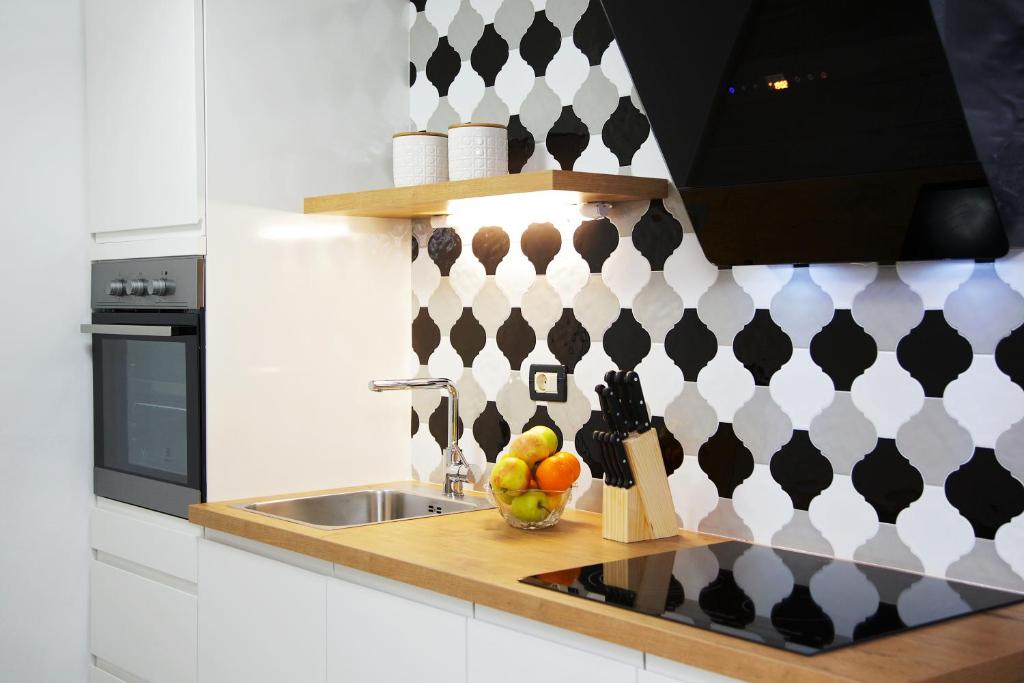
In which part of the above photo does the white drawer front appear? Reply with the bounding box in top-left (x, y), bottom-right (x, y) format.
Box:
top-left (91, 500), bottom-right (200, 582)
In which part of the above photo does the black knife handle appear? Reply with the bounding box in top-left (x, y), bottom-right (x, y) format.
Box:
top-left (603, 386), bottom-right (630, 438)
top-left (615, 434), bottom-right (634, 488)
top-left (595, 384), bottom-right (614, 431)
top-left (623, 371), bottom-right (651, 433)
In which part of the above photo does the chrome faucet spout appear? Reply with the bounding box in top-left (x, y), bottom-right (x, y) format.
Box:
top-left (368, 377), bottom-right (467, 497)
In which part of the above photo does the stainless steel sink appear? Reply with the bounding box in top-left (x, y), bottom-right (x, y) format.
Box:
top-left (235, 485), bottom-right (493, 530)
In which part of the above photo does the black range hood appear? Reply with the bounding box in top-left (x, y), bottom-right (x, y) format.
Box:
top-left (601, 0), bottom-right (1021, 265)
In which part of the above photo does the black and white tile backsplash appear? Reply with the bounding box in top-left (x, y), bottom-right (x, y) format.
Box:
top-left (407, 0), bottom-right (1024, 592)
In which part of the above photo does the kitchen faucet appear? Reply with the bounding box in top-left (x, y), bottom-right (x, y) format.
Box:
top-left (368, 378), bottom-right (468, 497)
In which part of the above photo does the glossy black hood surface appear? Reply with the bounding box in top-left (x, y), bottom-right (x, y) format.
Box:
top-left (601, 0), bottom-right (1018, 265)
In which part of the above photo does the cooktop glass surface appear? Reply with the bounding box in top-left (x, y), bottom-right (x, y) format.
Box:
top-left (520, 541), bottom-right (1024, 655)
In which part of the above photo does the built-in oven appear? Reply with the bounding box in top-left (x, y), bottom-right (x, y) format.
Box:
top-left (82, 257), bottom-right (204, 518)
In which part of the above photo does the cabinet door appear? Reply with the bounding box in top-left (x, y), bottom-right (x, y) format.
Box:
top-left (197, 539), bottom-right (326, 683)
top-left (326, 578), bottom-right (467, 683)
top-left (84, 0), bottom-right (202, 234)
top-left (468, 619), bottom-right (638, 683)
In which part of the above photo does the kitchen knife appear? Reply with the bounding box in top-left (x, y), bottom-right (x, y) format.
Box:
top-left (614, 434), bottom-right (635, 488)
top-left (595, 384), bottom-right (614, 431)
top-left (592, 429), bottom-right (612, 486)
top-left (601, 432), bottom-right (622, 487)
top-left (622, 371), bottom-right (651, 433)
top-left (603, 385), bottom-right (630, 438)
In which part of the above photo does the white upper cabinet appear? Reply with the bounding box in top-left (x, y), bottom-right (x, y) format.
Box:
top-left (84, 0), bottom-right (204, 253)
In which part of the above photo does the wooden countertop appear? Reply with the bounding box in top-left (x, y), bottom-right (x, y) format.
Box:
top-left (190, 483), bottom-right (1024, 683)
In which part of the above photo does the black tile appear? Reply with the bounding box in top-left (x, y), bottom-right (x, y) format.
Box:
top-left (604, 309), bottom-right (651, 370)
top-left (547, 308), bottom-right (590, 373)
top-left (603, 96), bottom-right (651, 167)
top-left (450, 308), bottom-right (486, 366)
top-left (632, 199), bottom-right (682, 270)
top-left (572, 0), bottom-right (614, 65)
top-left (412, 307), bottom-right (440, 366)
top-left (575, 410), bottom-right (608, 479)
top-left (652, 416), bottom-right (684, 476)
top-left (810, 310), bottom-right (876, 392)
top-left (472, 225), bottom-right (510, 275)
top-left (427, 227), bottom-right (462, 276)
top-left (665, 309), bottom-right (717, 381)
top-left (546, 105), bottom-right (590, 170)
top-left (411, 234), bottom-right (419, 262)
top-left (507, 115), bottom-right (535, 174)
top-left (425, 36), bottom-right (461, 97)
top-left (896, 310), bottom-right (972, 397)
top-left (996, 324), bottom-right (1024, 390)
top-left (520, 11), bottom-right (560, 76)
top-left (698, 423), bottom-right (754, 497)
top-left (521, 222), bottom-right (561, 274)
top-left (409, 62), bottom-right (416, 87)
top-left (523, 405), bottom-right (564, 451)
top-left (851, 439), bottom-right (924, 524)
top-left (474, 401), bottom-right (511, 462)
top-left (410, 0), bottom-right (426, 11)
top-left (429, 398), bottom-right (464, 451)
top-left (945, 448), bottom-right (1024, 539)
top-left (573, 217), bottom-right (618, 272)
top-left (496, 308), bottom-right (536, 369)
top-left (411, 406), bottom-right (419, 437)
top-left (470, 24), bottom-right (508, 87)
top-left (770, 431), bottom-right (834, 510)
top-left (734, 310), bottom-right (794, 386)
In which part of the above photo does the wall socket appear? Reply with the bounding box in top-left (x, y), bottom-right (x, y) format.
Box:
top-left (528, 364), bottom-right (567, 402)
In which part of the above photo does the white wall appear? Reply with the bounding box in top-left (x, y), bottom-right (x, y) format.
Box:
top-left (0, 0), bottom-right (92, 680)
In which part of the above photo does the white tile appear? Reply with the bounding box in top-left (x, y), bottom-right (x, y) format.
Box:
top-left (730, 465), bottom-right (794, 544)
top-left (994, 512), bottom-right (1024, 578)
top-left (634, 343), bottom-right (683, 415)
top-left (668, 458), bottom-right (720, 531)
top-left (807, 475), bottom-right (879, 560)
top-left (850, 352), bottom-right (925, 439)
top-left (546, 36), bottom-right (590, 105)
top-left (896, 485), bottom-right (975, 576)
top-left (768, 348), bottom-right (834, 430)
top-left (944, 355), bottom-right (1024, 448)
top-left (696, 347), bottom-right (755, 423)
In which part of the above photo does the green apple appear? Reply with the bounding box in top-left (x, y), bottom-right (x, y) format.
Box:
top-left (509, 490), bottom-right (550, 523)
top-left (505, 426), bottom-right (559, 468)
top-left (489, 456), bottom-right (530, 500)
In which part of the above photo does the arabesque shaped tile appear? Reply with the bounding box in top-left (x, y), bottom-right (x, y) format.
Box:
top-left (602, 96), bottom-right (650, 167)
top-left (895, 260), bottom-right (973, 309)
top-left (808, 263), bottom-right (877, 309)
top-left (546, 248), bottom-right (589, 306)
top-left (699, 498), bottom-right (754, 542)
top-left (519, 10), bottom-right (560, 76)
top-left (994, 250), bottom-right (1024, 297)
top-left (944, 262), bottom-right (1024, 353)
top-left (697, 347), bottom-right (755, 423)
top-left (994, 515), bottom-right (1024, 581)
top-left (448, 248), bottom-right (486, 306)
top-left (493, 247), bottom-right (535, 306)
top-left (851, 439), bottom-right (924, 524)
top-left (520, 275), bottom-right (562, 337)
top-left (573, 135), bottom-right (619, 173)
top-left (947, 539), bottom-right (1024, 595)
top-left (519, 76), bottom-right (562, 142)
top-left (471, 338), bottom-right (512, 399)
top-left (494, 373), bottom-right (534, 432)
top-left (495, 308), bottom-right (534, 368)
top-left (769, 348), bottom-right (834, 431)
top-left (995, 418), bottom-right (1024, 480)
top-left (634, 343), bottom-right (683, 415)
top-left (410, 75), bottom-right (441, 141)
top-left (664, 309), bottom-right (717, 382)
top-left (471, 225), bottom-right (510, 274)
top-left (810, 310), bottom-right (876, 391)
top-left (572, 343), bottom-right (614, 411)
top-left (545, 0), bottom-right (587, 34)
top-left (669, 457), bottom-right (720, 530)
top-left (770, 268), bottom-right (835, 348)
top-left (547, 308), bottom-right (590, 372)
top-left (896, 486), bottom-right (974, 576)
top-left (450, 308), bottom-right (487, 365)
top-left (470, 24), bottom-right (509, 86)
top-left (572, 0), bottom-right (613, 65)
top-left (944, 355), bottom-right (1024, 448)
top-left (455, 369), bottom-right (487, 426)
top-left (808, 392), bottom-right (877, 476)
top-left (411, 423), bottom-right (443, 483)
top-left (698, 423), bottom-right (754, 498)
top-left (428, 336), bottom-right (463, 380)
top-left (573, 217), bottom-right (618, 272)
top-left (734, 309), bottom-right (793, 385)
top-left (809, 561), bottom-right (879, 638)
top-left (545, 36), bottom-right (590, 104)
top-left (697, 270), bottom-right (755, 346)
top-left (520, 221), bottom-right (561, 273)
top-left (427, 226), bottom-right (462, 276)
top-left (573, 66), bottom-right (619, 132)
top-left (601, 234), bottom-right (651, 307)
top-left (493, 49), bottom-right (534, 113)
top-left (733, 387), bottom-right (793, 465)
top-left (732, 465), bottom-right (794, 544)
top-left (734, 545), bottom-right (795, 618)
top-left (630, 133), bottom-right (671, 179)
top-left (808, 475), bottom-right (879, 559)
top-left (850, 267), bottom-right (924, 352)
top-left (427, 279), bottom-right (463, 334)
top-left (771, 431), bottom-right (833, 510)
top-left (853, 525), bottom-right (924, 577)
top-left (945, 448), bottom-right (1024, 539)
top-left (410, 10), bottom-right (441, 70)
top-left (547, 376), bottom-right (592, 442)
top-left (664, 381), bottom-right (719, 457)
top-left (447, 0), bottom-right (485, 59)
top-left (896, 576), bottom-right (970, 628)
top-left (447, 66), bottom-right (486, 121)
top-left (895, 399), bottom-right (974, 486)
top-left (469, 0), bottom-right (501, 23)
top-left (506, 114), bottom-right (535, 172)
top-left (492, 0), bottom-right (534, 44)
top-left (851, 352), bottom-right (925, 439)
top-left (471, 277), bottom-right (511, 335)
top-left (473, 400), bottom-right (511, 462)
top-left (520, 140), bottom-right (559, 171)
top-left (663, 232), bottom-right (718, 309)
top-left (425, 36), bottom-right (461, 97)
top-left (895, 310), bottom-right (972, 398)
top-left (771, 511), bottom-right (834, 559)
top-left (632, 199), bottom-right (683, 271)
top-left (603, 309), bottom-right (650, 370)
top-left (606, 198), bottom-right (647, 236)
top-left (545, 105), bottom-right (589, 169)
top-left (732, 265), bottom-right (793, 309)
top-left (572, 275), bottom-right (619, 338)
top-left (412, 307), bottom-right (441, 366)
top-left (424, 0), bottom-right (460, 34)
top-left (411, 365), bottom-right (443, 419)
top-left (427, 96), bottom-right (460, 131)
top-left (633, 273), bottom-right (684, 344)
top-left (996, 323), bottom-right (1024, 389)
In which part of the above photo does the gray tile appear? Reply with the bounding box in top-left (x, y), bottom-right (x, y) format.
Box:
top-left (697, 269), bottom-right (755, 346)
top-left (472, 87), bottom-right (510, 124)
top-left (633, 272), bottom-right (684, 343)
top-left (493, 0), bottom-right (534, 46)
top-left (995, 417), bottom-right (1024, 480)
top-left (427, 96), bottom-right (460, 131)
top-left (410, 10), bottom-right (440, 70)
top-left (944, 262), bottom-right (1024, 353)
top-left (946, 539), bottom-right (1024, 593)
top-left (771, 511), bottom-right (834, 560)
top-left (664, 381), bottom-right (719, 457)
top-left (769, 267), bottom-right (834, 348)
top-left (518, 77), bottom-right (562, 141)
top-left (699, 498), bottom-right (754, 542)
top-left (548, 376), bottom-right (592, 441)
top-left (572, 275), bottom-right (620, 338)
top-left (447, 0), bottom-right (485, 60)
top-left (427, 279), bottom-right (463, 335)
top-left (896, 398), bottom-right (975, 486)
top-left (573, 66), bottom-right (620, 133)
top-left (471, 277), bottom-right (511, 335)
top-left (851, 267), bottom-right (925, 352)
top-left (521, 275), bottom-right (563, 338)
top-left (733, 387), bottom-right (793, 465)
top-left (809, 392), bottom-right (878, 476)
top-left (495, 373), bottom-right (534, 433)
top-left (455, 370), bottom-right (487, 426)
top-left (854, 524), bottom-right (925, 576)
top-left (545, 0), bottom-right (589, 36)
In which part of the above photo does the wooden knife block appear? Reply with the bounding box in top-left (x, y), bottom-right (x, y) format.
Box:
top-left (602, 429), bottom-right (679, 543)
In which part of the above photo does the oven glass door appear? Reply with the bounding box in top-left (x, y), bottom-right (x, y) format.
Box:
top-left (92, 312), bottom-right (202, 491)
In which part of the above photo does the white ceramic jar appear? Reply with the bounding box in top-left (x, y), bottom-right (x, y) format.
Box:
top-left (447, 123), bottom-right (508, 180)
top-left (392, 131), bottom-right (448, 186)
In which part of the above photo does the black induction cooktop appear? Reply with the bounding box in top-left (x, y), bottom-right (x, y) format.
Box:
top-left (521, 541), bottom-right (1024, 656)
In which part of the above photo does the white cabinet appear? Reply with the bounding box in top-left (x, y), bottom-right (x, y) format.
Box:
top-left (326, 575), bottom-right (469, 683)
top-left (468, 618), bottom-right (639, 683)
top-left (90, 560), bottom-right (197, 683)
top-left (84, 0), bottom-right (204, 255)
top-left (197, 538), bottom-right (327, 683)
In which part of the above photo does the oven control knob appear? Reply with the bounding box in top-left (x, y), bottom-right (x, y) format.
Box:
top-left (148, 278), bottom-right (176, 297)
top-left (127, 278), bottom-right (150, 296)
top-left (107, 279), bottom-right (127, 296)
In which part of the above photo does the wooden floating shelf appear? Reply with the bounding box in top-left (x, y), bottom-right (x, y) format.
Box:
top-left (303, 170), bottom-right (669, 218)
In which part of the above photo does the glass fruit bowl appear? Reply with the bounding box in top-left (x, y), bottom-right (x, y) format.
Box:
top-left (485, 484), bottom-right (574, 530)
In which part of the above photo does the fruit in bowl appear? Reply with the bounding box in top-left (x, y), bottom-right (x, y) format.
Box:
top-left (487, 426), bottom-right (582, 529)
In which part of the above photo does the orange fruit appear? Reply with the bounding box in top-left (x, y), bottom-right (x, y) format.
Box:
top-left (534, 451), bottom-right (581, 491)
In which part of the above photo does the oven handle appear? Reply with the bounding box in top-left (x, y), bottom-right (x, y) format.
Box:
top-left (80, 324), bottom-right (195, 337)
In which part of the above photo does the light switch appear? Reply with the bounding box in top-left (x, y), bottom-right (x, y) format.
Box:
top-left (528, 364), bottom-right (567, 402)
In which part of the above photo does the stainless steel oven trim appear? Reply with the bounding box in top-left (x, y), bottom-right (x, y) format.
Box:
top-left (80, 324), bottom-right (193, 337)
top-left (94, 469), bottom-right (201, 518)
